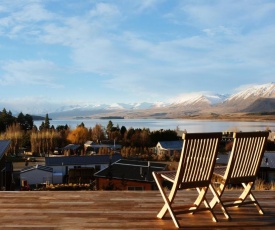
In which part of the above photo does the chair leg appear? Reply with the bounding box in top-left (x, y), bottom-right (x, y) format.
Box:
top-left (249, 192), bottom-right (264, 215)
top-left (192, 187), bottom-right (218, 222)
top-left (203, 194), bottom-right (218, 223)
top-left (209, 183), bottom-right (231, 220)
top-left (191, 187), bottom-right (208, 212)
top-left (153, 172), bottom-right (181, 228)
top-left (237, 182), bottom-right (264, 215)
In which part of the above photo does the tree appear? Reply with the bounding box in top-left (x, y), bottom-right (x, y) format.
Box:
top-left (120, 126), bottom-right (127, 137)
top-left (91, 124), bottom-right (105, 142)
top-left (106, 120), bottom-right (114, 138)
top-left (0, 123), bottom-right (23, 155)
top-left (44, 114), bottom-right (50, 129)
top-left (39, 122), bottom-right (45, 131)
top-left (149, 129), bottom-right (179, 145)
top-left (30, 129), bottom-right (61, 155)
top-left (67, 126), bottom-right (89, 145)
top-left (17, 112), bottom-right (33, 130)
top-left (0, 108), bottom-right (15, 132)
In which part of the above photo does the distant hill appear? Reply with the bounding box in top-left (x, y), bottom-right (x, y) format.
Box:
top-left (242, 98), bottom-right (275, 113)
top-left (31, 115), bottom-right (48, 121)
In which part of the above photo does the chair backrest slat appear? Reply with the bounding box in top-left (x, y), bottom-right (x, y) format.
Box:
top-left (224, 132), bottom-right (269, 184)
top-left (177, 132), bottom-right (222, 189)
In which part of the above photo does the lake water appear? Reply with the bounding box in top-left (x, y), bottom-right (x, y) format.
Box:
top-left (34, 118), bottom-right (275, 133)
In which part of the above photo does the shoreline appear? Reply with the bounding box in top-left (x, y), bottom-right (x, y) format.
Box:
top-left (177, 114), bottom-right (275, 122)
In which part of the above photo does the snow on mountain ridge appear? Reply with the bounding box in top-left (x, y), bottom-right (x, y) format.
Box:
top-left (8, 82), bottom-right (275, 116)
top-left (171, 93), bottom-right (226, 105)
top-left (226, 83), bottom-right (275, 101)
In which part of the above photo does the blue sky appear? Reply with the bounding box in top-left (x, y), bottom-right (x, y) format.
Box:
top-left (0, 0), bottom-right (275, 114)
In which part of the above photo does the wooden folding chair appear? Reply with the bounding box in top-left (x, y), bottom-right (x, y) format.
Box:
top-left (209, 131), bottom-right (269, 220)
top-left (153, 132), bottom-right (222, 228)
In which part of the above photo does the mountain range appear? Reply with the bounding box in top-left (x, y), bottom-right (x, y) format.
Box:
top-left (45, 82), bottom-right (275, 119)
top-left (2, 83), bottom-right (274, 119)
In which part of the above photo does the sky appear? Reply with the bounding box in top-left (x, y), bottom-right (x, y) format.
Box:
top-left (0, 0), bottom-right (275, 114)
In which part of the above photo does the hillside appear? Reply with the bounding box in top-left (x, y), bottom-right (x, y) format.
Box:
top-left (242, 98), bottom-right (275, 113)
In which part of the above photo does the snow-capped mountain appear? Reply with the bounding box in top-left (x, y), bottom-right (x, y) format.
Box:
top-left (5, 82), bottom-right (275, 118)
top-left (171, 93), bottom-right (227, 106)
top-left (225, 83), bottom-right (275, 102)
top-left (220, 82), bottom-right (275, 112)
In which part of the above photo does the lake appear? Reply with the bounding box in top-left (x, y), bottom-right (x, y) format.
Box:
top-left (34, 118), bottom-right (275, 133)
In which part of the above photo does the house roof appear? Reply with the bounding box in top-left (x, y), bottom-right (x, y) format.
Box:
top-left (116, 159), bottom-right (167, 168)
top-left (63, 144), bottom-right (81, 151)
top-left (261, 152), bottom-right (275, 169)
top-left (86, 144), bottom-right (122, 150)
top-left (45, 154), bottom-right (122, 166)
top-left (84, 141), bottom-right (93, 146)
top-left (21, 165), bottom-right (53, 173)
top-left (94, 159), bottom-right (167, 183)
top-left (0, 140), bottom-right (10, 159)
top-left (157, 140), bottom-right (183, 150)
top-left (216, 153), bottom-right (230, 165)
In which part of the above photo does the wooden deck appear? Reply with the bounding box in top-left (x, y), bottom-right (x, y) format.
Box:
top-left (0, 190), bottom-right (274, 229)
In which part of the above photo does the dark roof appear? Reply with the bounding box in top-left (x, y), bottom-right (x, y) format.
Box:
top-left (116, 159), bottom-right (167, 168)
top-left (45, 154), bottom-right (122, 166)
top-left (86, 144), bottom-right (122, 150)
top-left (21, 165), bottom-right (53, 173)
top-left (261, 152), bottom-right (275, 169)
top-left (0, 140), bottom-right (10, 159)
top-left (94, 159), bottom-right (167, 183)
top-left (63, 144), bottom-right (81, 150)
top-left (216, 153), bottom-right (229, 165)
top-left (158, 140), bottom-right (183, 150)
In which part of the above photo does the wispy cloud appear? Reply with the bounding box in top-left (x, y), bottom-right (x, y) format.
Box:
top-left (0, 59), bottom-right (62, 87)
top-left (0, 0), bottom-right (275, 109)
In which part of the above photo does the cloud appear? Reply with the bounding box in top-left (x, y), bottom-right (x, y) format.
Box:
top-left (89, 3), bottom-right (121, 18)
top-left (0, 95), bottom-right (65, 115)
top-left (0, 1), bottom-right (55, 38)
top-left (0, 59), bottom-right (62, 87)
top-left (135, 0), bottom-right (163, 12)
top-left (180, 0), bottom-right (275, 28)
top-left (1, 0), bottom-right (275, 106)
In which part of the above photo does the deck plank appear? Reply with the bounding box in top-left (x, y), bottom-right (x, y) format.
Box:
top-left (0, 190), bottom-right (274, 229)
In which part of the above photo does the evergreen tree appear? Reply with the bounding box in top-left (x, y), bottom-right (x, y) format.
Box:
top-left (44, 114), bottom-right (50, 129)
top-left (0, 108), bottom-right (15, 132)
top-left (17, 112), bottom-right (33, 130)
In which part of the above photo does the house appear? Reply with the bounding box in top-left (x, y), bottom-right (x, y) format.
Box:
top-left (0, 140), bottom-right (11, 190)
top-left (45, 154), bottom-right (122, 184)
top-left (63, 144), bottom-right (81, 156)
top-left (155, 140), bottom-right (183, 155)
top-left (94, 159), bottom-right (167, 191)
top-left (20, 165), bottom-right (53, 188)
top-left (216, 153), bottom-right (230, 166)
top-left (259, 152), bottom-right (275, 182)
top-left (84, 141), bottom-right (122, 154)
